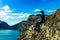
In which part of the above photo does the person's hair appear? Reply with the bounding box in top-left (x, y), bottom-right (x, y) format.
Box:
top-left (40, 11), bottom-right (44, 15)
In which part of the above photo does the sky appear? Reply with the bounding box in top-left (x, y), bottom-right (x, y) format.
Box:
top-left (0, 0), bottom-right (60, 25)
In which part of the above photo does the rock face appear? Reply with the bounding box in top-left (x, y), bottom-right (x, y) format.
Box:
top-left (0, 20), bottom-right (10, 29)
top-left (18, 9), bottom-right (60, 40)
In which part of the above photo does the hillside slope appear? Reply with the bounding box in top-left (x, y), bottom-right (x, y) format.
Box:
top-left (18, 9), bottom-right (60, 40)
top-left (0, 20), bottom-right (11, 29)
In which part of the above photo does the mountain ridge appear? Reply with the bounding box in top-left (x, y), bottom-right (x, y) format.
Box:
top-left (0, 20), bottom-right (11, 29)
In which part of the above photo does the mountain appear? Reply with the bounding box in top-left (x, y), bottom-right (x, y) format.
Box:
top-left (11, 23), bottom-right (21, 30)
top-left (18, 9), bottom-right (60, 40)
top-left (0, 20), bottom-right (10, 29)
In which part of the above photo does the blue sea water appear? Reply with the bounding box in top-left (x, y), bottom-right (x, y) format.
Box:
top-left (0, 30), bottom-right (21, 40)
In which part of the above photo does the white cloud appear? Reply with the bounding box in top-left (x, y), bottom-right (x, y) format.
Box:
top-left (8, 12), bottom-right (31, 19)
top-left (2, 5), bottom-right (12, 12)
top-left (0, 5), bottom-right (11, 21)
top-left (46, 10), bottom-right (56, 12)
top-left (34, 9), bottom-right (41, 12)
top-left (0, 5), bottom-right (31, 25)
top-left (0, 11), bottom-right (7, 15)
top-left (18, 13), bottom-right (31, 18)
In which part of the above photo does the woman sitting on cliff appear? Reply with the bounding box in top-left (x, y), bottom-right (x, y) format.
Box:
top-left (35, 11), bottom-right (45, 31)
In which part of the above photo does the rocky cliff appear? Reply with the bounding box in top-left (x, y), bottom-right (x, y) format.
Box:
top-left (18, 9), bottom-right (60, 40)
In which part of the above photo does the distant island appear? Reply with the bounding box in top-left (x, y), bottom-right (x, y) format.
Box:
top-left (0, 20), bottom-right (19, 30)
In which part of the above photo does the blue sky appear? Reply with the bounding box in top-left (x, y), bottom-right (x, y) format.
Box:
top-left (0, 0), bottom-right (60, 25)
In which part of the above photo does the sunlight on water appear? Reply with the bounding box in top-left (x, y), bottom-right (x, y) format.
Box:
top-left (0, 30), bottom-right (11, 33)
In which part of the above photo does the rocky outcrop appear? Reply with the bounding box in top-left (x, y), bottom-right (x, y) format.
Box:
top-left (18, 9), bottom-right (60, 40)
